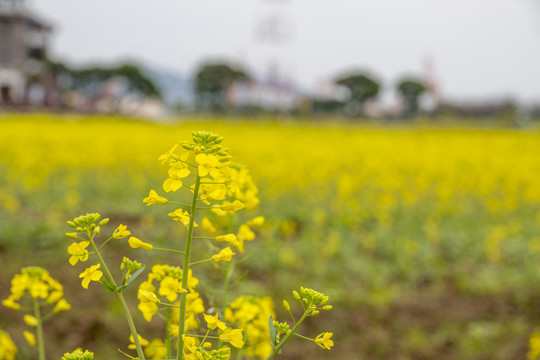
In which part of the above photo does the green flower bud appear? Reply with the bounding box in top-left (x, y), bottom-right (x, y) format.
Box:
top-left (293, 290), bottom-right (300, 300)
top-left (94, 226), bottom-right (100, 234)
top-left (323, 305), bottom-right (333, 311)
top-left (99, 218), bottom-right (109, 226)
top-left (67, 221), bottom-right (76, 227)
top-left (90, 213), bottom-right (100, 224)
top-left (65, 232), bottom-right (78, 239)
top-left (181, 141), bottom-right (195, 150)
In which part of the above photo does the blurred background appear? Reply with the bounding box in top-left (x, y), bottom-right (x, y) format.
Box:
top-left (1, 1), bottom-right (540, 359)
top-left (0, 0), bottom-right (539, 119)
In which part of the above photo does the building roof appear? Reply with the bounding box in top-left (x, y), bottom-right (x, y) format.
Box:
top-left (0, 5), bottom-right (52, 31)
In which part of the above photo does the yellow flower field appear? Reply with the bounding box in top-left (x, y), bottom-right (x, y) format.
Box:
top-left (1, 114), bottom-right (540, 359)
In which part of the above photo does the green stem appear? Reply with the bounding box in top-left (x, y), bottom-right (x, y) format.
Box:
top-left (293, 333), bottom-right (314, 341)
top-left (198, 329), bottom-right (211, 350)
top-left (158, 301), bottom-right (181, 309)
top-left (235, 347), bottom-right (244, 360)
top-left (166, 306), bottom-right (172, 359)
top-left (153, 247), bottom-right (185, 254)
top-left (33, 298), bottom-right (45, 360)
top-left (97, 236), bottom-right (114, 251)
top-left (190, 258), bottom-right (213, 266)
top-left (265, 307), bottom-right (311, 360)
top-left (186, 334), bottom-right (219, 339)
top-left (169, 201), bottom-right (192, 207)
top-left (87, 230), bottom-right (145, 360)
top-left (177, 174), bottom-right (201, 360)
top-left (222, 261), bottom-right (233, 314)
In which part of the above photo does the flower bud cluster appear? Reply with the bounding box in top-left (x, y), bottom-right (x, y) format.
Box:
top-left (66, 213), bottom-right (108, 238)
top-left (298, 287), bottom-right (329, 307)
top-left (272, 320), bottom-right (291, 343)
top-left (207, 347), bottom-right (231, 360)
top-left (121, 257), bottom-right (142, 281)
top-left (61, 349), bottom-right (94, 360)
top-left (181, 130), bottom-right (230, 160)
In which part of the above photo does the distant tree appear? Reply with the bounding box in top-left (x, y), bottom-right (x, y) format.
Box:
top-left (195, 63), bottom-right (249, 111)
top-left (45, 60), bottom-right (161, 99)
top-left (335, 72), bottom-right (380, 115)
top-left (396, 78), bottom-right (426, 117)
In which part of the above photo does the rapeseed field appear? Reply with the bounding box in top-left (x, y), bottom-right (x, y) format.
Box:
top-left (1, 114), bottom-right (540, 359)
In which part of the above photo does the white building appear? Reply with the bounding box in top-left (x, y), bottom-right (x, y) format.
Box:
top-left (0, 0), bottom-right (52, 105)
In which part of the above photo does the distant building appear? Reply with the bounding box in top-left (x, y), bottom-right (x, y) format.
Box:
top-left (0, 0), bottom-right (52, 105)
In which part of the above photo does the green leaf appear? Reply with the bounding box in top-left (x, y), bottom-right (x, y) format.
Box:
top-left (100, 278), bottom-right (117, 293)
top-left (269, 316), bottom-right (277, 349)
top-left (116, 265), bottom-right (146, 293)
top-left (125, 265), bottom-right (145, 288)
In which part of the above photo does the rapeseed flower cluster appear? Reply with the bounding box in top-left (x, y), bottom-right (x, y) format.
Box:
top-left (225, 296), bottom-right (275, 359)
top-left (137, 264), bottom-right (202, 324)
top-left (47, 130), bottom-right (334, 359)
top-left (266, 287), bottom-right (334, 358)
top-left (2, 267), bottom-right (70, 358)
top-left (529, 332), bottom-right (540, 360)
top-left (2, 267), bottom-right (70, 312)
top-left (0, 331), bottom-right (17, 360)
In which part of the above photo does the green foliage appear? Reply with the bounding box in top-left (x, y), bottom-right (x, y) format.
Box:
top-left (335, 72), bottom-right (380, 105)
top-left (45, 60), bottom-right (161, 98)
top-left (195, 62), bottom-right (249, 110)
top-left (396, 77), bottom-right (426, 117)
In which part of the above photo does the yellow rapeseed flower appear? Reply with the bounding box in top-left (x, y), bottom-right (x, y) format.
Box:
top-left (246, 216), bottom-right (265, 228)
top-left (201, 217), bottom-right (217, 235)
top-left (212, 247), bottom-right (235, 262)
top-left (215, 234), bottom-right (240, 247)
top-left (195, 153), bottom-right (221, 178)
top-left (79, 264), bottom-right (103, 289)
top-left (204, 313), bottom-right (227, 330)
top-left (143, 190), bottom-right (168, 206)
top-left (158, 143), bottom-right (179, 164)
top-left (221, 200), bottom-right (245, 212)
top-left (163, 158), bottom-right (190, 192)
top-left (128, 334), bottom-right (149, 349)
top-left (238, 224), bottom-right (255, 242)
top-left (23, 315), bottom-right (38, 327)
top-left (2, 296), bottom-right (21, 310)
top-left (168, 209), bottom-right (197, 228)
top-left (314, 332), bottom-right (334, 350)
top-left (144, 338), bottom-right (167, 359)
top-left (219, 328), bottom-right (244, 349)
top-left (23, 330), bottom-right (36, 347)
top-left (158, 276), bottom-right (187, 302)
top-left (138, 289), bottom-right (159, 303)
top-left (52, 299), bottom-right (71, 314)
top-left (138, 301), bottom-right (158, 322)
top-left (112, 224), bottom-right (131, 239)
top-left (0, 330), bottom-right (18, 360)
top-left (129, 237), bottom-right (154, 251)
top-left (67, 241), bottom-right (90, 266)
top-left (529, 332), bottom-right (540, 360)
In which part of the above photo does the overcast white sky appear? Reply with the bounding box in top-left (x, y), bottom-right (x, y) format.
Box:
top-left (31, 0), bottom-right (540, 104)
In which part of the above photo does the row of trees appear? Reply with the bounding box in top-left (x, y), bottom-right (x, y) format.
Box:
top-left (193, 62), bottom-right (427, 117)
top-left (335, 74), bottom-right (426, 117)
top-left (45, 61), bottom-right (161, 99)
